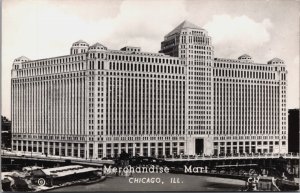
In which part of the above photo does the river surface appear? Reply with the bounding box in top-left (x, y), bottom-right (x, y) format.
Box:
top-left (48, 173), bottom-right (245, 192)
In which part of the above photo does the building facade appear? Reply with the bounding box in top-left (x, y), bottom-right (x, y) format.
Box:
top-left (212, 56), bottom-right (287, 155)
top-left (11, 21), bottom-right (288, 158)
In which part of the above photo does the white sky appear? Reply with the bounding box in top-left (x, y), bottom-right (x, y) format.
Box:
top-left (2, 0), bottom-right (299, 118)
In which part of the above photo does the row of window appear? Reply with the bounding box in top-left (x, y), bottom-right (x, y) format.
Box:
top-left (214, 61), bottom-right (285, 71)
top-left (105, 53), bottom-right (179, 65)
top-left (214, 69), bottom-right (277, 80)
top-left (108, 62), bottom-right (184, 74)
top-left (22, 55), bottom-right (85, 68)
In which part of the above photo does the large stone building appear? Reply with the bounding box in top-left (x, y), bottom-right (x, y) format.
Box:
top-left (11, 21), bottom-right (288, 158)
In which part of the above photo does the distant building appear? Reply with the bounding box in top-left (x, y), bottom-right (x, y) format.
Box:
top-left (1, 116), bottom-right (12, 148)
top-left (11, 20), bottom-right (288, 158)
top-left (288, 109), bottom-right (299, 153)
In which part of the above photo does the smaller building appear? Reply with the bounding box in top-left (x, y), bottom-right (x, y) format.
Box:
top-left (1, 116), bottom-right (11, 149)
top-left (288, 109), bottom-right (299, 153)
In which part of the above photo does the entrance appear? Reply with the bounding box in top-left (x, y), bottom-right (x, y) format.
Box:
top-left (195, 139), bottom-right (204, 155)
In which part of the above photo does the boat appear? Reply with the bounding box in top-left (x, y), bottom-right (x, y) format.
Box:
top-left (277, 179), bottom-right (299, 191)
top-left (31, 165), bottom-right (103, 187)
top-left (241, 176), bottom-right (299, 191)
top-left (32, 175), bottom-right (107, 192)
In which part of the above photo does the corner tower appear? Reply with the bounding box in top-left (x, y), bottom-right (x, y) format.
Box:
top-left (11, 56), bottom-right (30, 78)
top-left (70, 40), bottom-right (89, 55)
top-left (160, 20), bottom-right (215, 155)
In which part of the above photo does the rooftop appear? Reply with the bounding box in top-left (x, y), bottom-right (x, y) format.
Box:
top-left (268, 58), bottom-right (284, 63)
top-left (72, 40), bottom-right (89, 46)
top-left (74, 40), bottom-right (87, 44)
top-left (166, 20), bottom-right (203, 36)
top-left (36, 165), bottom-right (100, 178)
top-left (90, 42), bottom-right (106, 48)
top-left (267, 58), bottom-right (285, 65)
top-left (238, 54), bottom-right (252, 59)
top-left (89, 42), bottom-right (107, 50)
top-left (14, 56), bottom-right (30, 62)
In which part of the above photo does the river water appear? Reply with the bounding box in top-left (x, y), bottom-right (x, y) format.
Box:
top-left (48, 173), bottom-right (245, 192)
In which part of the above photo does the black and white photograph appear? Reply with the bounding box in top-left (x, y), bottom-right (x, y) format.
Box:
top-left (1, 0), bottom-right (299, 192)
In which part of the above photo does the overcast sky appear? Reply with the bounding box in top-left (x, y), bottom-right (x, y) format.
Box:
top-left (2, 0), bottom-right (299, 118)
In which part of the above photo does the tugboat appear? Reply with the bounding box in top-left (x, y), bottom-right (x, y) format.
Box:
top-left (277, 178), bottom-right (300, 191)
top-left (242, 176), bottom-right (299, 191)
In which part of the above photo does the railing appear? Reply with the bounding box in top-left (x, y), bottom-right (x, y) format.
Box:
top-left (165, 153), bottom-right (300, 161)
top-left (1, 150), bottom-right (114, 165)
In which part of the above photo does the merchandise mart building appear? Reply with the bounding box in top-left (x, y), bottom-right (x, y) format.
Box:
top-left (11, 21), bottom-right (288, 159)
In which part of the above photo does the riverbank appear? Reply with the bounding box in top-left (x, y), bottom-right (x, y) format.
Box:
top-left (48, 173), bottom-right (245, 192)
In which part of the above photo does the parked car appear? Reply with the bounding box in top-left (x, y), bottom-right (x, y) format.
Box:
top-left (129, 156), bottom-right (162, 166)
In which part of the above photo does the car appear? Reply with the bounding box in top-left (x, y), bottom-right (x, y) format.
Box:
top-left (129, 156), bottom-right (161, 166)
top-left (16, 152), bottom-right (24, 157)
top-left (182, 155), bottom-right (188, 159)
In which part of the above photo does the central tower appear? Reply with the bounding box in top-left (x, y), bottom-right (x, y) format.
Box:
top-left (160, 20), bottom-right (214, 155)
